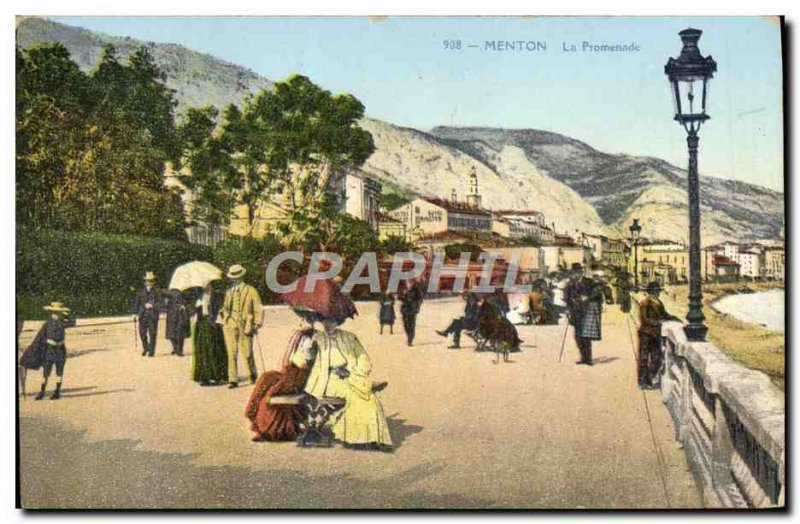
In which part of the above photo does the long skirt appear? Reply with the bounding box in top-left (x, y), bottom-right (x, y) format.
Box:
top-left (326, 374), bottom-right (393, 446)
top-left (191, 316), bottom-right (228, 383)
top-left (245, 365), bottom-right (310, 441)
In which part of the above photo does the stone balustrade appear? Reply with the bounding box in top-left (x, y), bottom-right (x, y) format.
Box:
top-left (658, 320), bottom-right (785, 508)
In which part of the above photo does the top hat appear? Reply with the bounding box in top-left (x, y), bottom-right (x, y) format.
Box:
top-left (43, 301), bottom-right (70, 313)
top-left (227, 264), bottom-right (246, 279)
top-left (143, 271), bottom-right (156, 281)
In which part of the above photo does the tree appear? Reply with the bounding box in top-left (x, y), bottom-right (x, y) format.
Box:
top-left (518, 235), bottom-right (542, 247)
top-left (379, 191), bottom-right (412, 212)
top-left (444, 243), bottom-right (483, 261)
top-left (379, 234), bottom-right (416, 255)
top-left (178, 74), bottom-right (375, 240)
top-left (16, 43), bottom-right (186, 239)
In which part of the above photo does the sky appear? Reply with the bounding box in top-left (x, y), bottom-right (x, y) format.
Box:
top-left (52, 16), bottom-right (785, 191)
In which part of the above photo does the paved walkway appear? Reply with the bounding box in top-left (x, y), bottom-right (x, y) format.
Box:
top-left (18, 299), bottom-right (702, 509)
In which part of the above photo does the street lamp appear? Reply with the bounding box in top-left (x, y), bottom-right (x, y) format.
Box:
top-left (665, 28), bottom-right (717, 342)
top-left (629, 218), bottom-right (642, 291)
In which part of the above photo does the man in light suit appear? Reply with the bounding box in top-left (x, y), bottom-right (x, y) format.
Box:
top-left (219, 264), bottom-right (263, 388)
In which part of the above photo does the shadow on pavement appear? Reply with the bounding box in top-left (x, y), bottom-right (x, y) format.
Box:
top-left (19, 416), bottom-right (493, 509)
top-left (69, 347), bottom-right (112, 359)
top-left (592, 356), bottom-right (621, 365)
top-left (386, 414), bottom-right (423, 448)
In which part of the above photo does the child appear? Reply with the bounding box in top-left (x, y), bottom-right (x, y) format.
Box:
top-left (20, 302), bottom-right (76, 400)
top-left (378, 293), bottom-right (395, 335)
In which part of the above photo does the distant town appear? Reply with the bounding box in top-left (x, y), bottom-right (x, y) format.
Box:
top-left (174, 165), bottom-right (785, 288)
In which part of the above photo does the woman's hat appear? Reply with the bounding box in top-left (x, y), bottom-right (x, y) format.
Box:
top-left (43, 301), bottom-right (70, 313)
top-left (143, 271), bottom-right (156, 281)
top-left (227, 264), bottom-right (246, 279)
top-left (646, 281), bottom-right (662, 294)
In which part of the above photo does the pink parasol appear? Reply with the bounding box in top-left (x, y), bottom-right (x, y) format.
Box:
top-left (281, 276), bottom-right (357, 321)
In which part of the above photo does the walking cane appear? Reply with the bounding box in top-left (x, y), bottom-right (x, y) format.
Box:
top-left (558, 318), bottom-right (571, 363)
top-left (254, 328), bottom-right (267, 376)
top-left (19, 364), bottom-right (26, 399)
top-left (133, 316), bottom-right (139, 353)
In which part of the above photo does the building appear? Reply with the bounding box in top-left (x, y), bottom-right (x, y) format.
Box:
top-left (388, 196), bottom-right (492, 238)
top-left (539, 244), bottom-right (590, 275)
top-left (465, 166), bottom-right (482, 209)
top-left (228, 201), bottom-right (290, 238)
top-left (376, 213), bottom-right (407, 241)
top-left (737, 248), bottom-right (763, 280)
top-left (763, 246), bottom-right (785, 280)
top-left (706, 241), bottom-right (784, 281)
top-left (227, 169), bottom-right (382, 239)
top-left (580, 233), bottom-right (628, 270)
top-left (710, 255), bottom-right (741, 282)
top-left (337, 171), bottom-right (382, 230)
top-left (484, 246), bottom-right (542, 281)
top-left (491, 210), bottom-right (555, 244)
top-left (604, 238), bottom-right (628, 269)
top-left (629, 241), bottom-right (690, 285)
top-left (720, 242), bottom-right (740, 261)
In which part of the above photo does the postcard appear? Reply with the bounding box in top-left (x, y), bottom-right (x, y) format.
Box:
top-left (15, 15), bottom-right (785, 510)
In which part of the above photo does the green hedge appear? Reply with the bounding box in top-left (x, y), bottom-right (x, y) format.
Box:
top-left (17, 228), bottom-right (212, 319)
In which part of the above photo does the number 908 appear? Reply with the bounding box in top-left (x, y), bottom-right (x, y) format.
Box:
top-left (443, 40), bottom-right (462, 50)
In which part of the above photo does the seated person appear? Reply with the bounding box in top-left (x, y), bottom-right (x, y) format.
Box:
top-left (245, 311), bottom-right (317, 442)
top-left (505, 292), bottom-right (531, 325)
top-left (477, 298), bottom-right (522, 353)
top-left (436, 292), bottom-right (480, 349)
top-left (305, 314), bottom-right (393, 451)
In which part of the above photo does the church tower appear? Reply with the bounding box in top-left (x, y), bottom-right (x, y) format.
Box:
top-left (466, 166), bottom-right (482, 209)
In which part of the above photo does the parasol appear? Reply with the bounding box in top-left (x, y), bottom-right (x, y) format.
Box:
top-left (169, 261), bottom-right (223, 291)
top-left (281, 276), bottom-right (357, 320)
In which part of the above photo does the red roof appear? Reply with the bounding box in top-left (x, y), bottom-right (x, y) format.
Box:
top-left (421, 196), bottom-right (492, 217)
top-left (713, 255), bottom-right (739, 267)
top-left (492, 209), bottom-right (544, 217)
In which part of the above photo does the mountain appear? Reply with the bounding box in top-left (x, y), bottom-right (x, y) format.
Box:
top-left (15, 16), bottom-right (273, 115)
top-left (358, 119), bottom-right (608, 235)
top-left (428, 127), bottom-right (785, 245)
top-left (16, 17), bottom-right (784, 245)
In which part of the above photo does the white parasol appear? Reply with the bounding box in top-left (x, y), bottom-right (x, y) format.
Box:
top-left (168, 261), bottom-right (223, 291)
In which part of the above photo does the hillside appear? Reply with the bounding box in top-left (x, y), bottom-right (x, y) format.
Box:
top-left (16, 17), bottom-right (784, 244)
top-left (15, 16), bottom-right (273, 115)
top-left (430, 127), bottom-right (784, 244)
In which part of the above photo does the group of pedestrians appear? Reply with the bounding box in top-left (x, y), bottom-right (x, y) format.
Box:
top-left (129, 264), bottom-right (263, 389)
top-left (378, 277), bottom-right (425, 346)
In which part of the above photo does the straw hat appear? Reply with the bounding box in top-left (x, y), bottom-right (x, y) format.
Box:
top-left (143, 271), bottom-right (156, 281)
top-left (227, 264), bottom-right (246, 279)
top-left (43, 301), bottom-right (70, 313)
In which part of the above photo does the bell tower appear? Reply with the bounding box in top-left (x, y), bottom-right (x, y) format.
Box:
top-left (466, 166), bottom-right (481, 209)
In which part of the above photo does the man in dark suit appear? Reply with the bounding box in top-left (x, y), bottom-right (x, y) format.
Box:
top-left (572, 276), bottom-right (604, 365)
top-left (436, 291), bottom-right (479, 349)
top-left (399, 278), bottom-right (425, 347)
top-left (164, 288), bottom-right (190, 356)
top-left (132, 271), bottom-right (161, 357)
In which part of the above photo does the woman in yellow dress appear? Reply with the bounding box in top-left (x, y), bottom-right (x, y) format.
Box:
top-left (304, 316), bottom-right (393, 451)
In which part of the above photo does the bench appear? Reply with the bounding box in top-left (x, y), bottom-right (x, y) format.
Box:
top-left (268, 382), bottom-right (388, 448)
top-left (268, 394), bottom-right (346, 447)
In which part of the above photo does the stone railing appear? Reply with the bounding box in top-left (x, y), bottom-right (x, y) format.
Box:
top-left (658, 321), bottom-right (785, 508)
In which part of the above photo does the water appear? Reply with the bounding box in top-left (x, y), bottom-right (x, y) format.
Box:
top-left (712, 289), bottom-right (785, 332)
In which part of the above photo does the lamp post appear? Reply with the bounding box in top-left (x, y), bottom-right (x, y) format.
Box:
top-left (665, 28), bottom-right (717, 342)
top-left (629, 218), bottom-right (641, 291)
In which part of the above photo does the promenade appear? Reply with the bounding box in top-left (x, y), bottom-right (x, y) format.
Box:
top-left (18, 298), bottom-right (702, 509)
